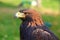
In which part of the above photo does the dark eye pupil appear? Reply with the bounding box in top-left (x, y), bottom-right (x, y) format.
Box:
top-left (24, 13), bottom-right (28, 14)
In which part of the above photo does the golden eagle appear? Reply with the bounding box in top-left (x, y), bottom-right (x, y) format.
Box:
top-left (15, 9), bottom-right (59, 40)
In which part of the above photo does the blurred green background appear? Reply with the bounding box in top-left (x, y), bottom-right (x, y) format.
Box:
top-left (0, 0), bottom-right (60, 40)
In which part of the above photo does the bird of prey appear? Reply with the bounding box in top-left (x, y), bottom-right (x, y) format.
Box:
top-left (15, 9), bottom-right (59, 40)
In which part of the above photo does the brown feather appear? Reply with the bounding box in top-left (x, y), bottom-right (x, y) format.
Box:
top-left (19, 9), bottom-right (59, 40)
top-left (26, 9), bottom-right (44, 27)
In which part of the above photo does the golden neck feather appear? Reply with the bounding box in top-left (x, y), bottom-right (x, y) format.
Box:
top-left (28, 15), bottom-right (44, 27)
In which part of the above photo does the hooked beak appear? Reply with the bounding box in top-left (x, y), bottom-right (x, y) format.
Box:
top-left (15, 12), bottom-right (25, 18)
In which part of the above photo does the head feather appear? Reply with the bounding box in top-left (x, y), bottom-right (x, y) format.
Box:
top-left (23, 9), bottom-right (44, 27)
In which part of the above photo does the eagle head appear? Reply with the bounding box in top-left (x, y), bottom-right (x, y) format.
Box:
top-left (15, 9), bottom-right (44, 26)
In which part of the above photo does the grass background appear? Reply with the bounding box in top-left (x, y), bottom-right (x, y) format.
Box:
top-left (0, 0), bottom-right (60, 40)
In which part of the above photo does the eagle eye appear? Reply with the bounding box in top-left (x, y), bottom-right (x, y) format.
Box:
top-left (24, 13), bottom-right (29, 15)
